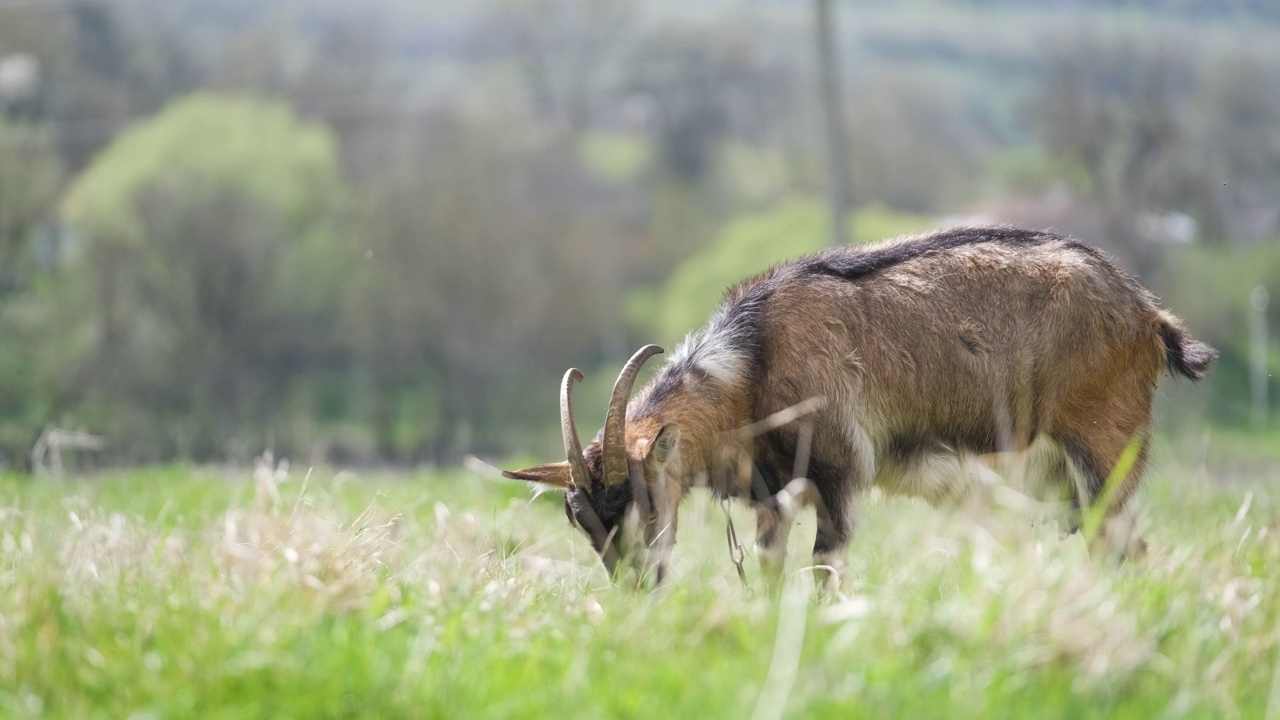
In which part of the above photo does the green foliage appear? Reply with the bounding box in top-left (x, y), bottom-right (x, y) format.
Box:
top-left (0, 120), bottom-right (61, 289)
top-left (0, 121), bottom-right (64, 466)
top-left (719, 141), bottom-right (793, 203)
top-left (985, 145), bottom-right (1087, 197)
top-left (631, 198), bottom-right (935, 345)
top-left (1153, 242), bottom-right (1280, 427)
top-left (340, 108), bottom-right (633, 461)
top-left (1160, 244), bottom-right (1280, 419)
top-left (579, 131), bottom-right (652, 183)
top-left (631, 197), bottom-right (824, 344)
top-left (3, 1), bottom-right (1275, 466)
top-left (1, 448), bottom-right (1278, 718)
top-left (851, 205), bottom-right (937, 246)
top-left (63, 92), bottom-right (340, 249)
top-left (48, 93), bottom-right (349, 461)
top-left (845, 70), bottom-right (991, 213)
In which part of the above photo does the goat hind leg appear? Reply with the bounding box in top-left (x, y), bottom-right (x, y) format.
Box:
top-left (807, 478), bottom-right (851, 596)
top-left (762, 477), bottom-right (848, 593)
top-left (1061, 431), bottom-right (1152, 561)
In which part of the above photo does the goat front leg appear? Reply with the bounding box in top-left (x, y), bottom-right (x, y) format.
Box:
top-left (754, 478), bottom-right (826, 590)
top-left (753, 498), bottom-right (791, 588)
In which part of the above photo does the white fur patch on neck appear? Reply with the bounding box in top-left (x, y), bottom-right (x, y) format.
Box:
top-left (670, 317), bottom-right (749, 386)
top-left (670, 330), bottom-right (747, 386)
top-left (694, 344), bottom-right (747, 384)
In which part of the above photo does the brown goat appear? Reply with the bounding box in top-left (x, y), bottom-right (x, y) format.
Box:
top-left (504, 226), bottom-right (1216, 586)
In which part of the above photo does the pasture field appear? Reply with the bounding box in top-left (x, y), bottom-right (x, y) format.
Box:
top-left (1, 434), bottom-right (1279, 719)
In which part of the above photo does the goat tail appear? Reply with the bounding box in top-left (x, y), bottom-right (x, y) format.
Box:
top-left (1157, 310), bottom-right (1218, 381)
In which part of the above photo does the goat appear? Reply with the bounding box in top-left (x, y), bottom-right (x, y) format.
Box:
top-left (503, 226), bottom-right (1217, 586)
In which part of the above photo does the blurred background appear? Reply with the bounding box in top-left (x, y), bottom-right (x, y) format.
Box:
top-left (0, 0), bottom-right (1275, 472)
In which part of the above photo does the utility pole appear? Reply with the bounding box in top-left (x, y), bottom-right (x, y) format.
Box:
top-left (814, 0), bottom-right (851, 247)
top-left (1251, 285), bottom-right (1270, 429)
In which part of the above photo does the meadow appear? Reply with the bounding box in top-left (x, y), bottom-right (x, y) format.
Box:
top-left (1, 432), bottom-right (1278, 719)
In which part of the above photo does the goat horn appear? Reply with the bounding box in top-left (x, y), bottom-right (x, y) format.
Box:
top-left (602, 344), bottom-right (664, 486)
top-left (560, 368), bottom-right (590, 490)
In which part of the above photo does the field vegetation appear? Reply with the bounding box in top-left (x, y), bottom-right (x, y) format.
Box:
top-left (1, 3), bottom-right (1277, 714)
top-left (2, 433), bottom-right (1277, 718)
top-left (2, 0), bottom-right (1278, 468)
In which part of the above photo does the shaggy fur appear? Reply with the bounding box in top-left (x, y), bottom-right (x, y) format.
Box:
top-left (507, 226), bottom-right (1217, 583)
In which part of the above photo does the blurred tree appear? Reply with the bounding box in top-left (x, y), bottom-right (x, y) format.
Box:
top-left (0, 119), bottom-right (61, 296)
top-left (0, 119), bottom-right (62, 468)
top-left (287, 18), bottom-right (409, 192)
top-left (813, 0), bottom-right (851, 247)
top-left (487, 0), bottom-right (638, 137)
top-left (0, 0), bottom-right (200, 171)
top-left (55, 93), bottom-right (348, 460)
top-left (208, 25), bottom-right (297, 99)
top-left (845, 70), bottom-right (989, 214)
top-left (613, 22), bottom-right (808, 287)
top-left (345, 108), bottom-right (627, 461)
top-left (210, 11), bottom-right (403, 188)
top-left (632, 198), bottom-right (934, 345)
top-left (1032, 30), bottom-right (1196, 273)
top-left (1193, 51), bottom-right (1280, 242)
top-left (1154, 242), bottom-right (1280, 427)
top-left (629, 23), bottom-right (776, 183)
top-left (0, 9), bottom-right (72, 126)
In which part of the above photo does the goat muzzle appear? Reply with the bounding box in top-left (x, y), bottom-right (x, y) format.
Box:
top-left (567, 487), bottom-right (620, 575)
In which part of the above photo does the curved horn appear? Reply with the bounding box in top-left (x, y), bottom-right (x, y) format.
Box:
top-left (602, 344), bottom-right (664, 486)
top-left (560, 368), bottom-right (590, 489)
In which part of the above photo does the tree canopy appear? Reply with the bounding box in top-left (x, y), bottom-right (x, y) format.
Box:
top-left (50, 93), bottom-right (348, 461)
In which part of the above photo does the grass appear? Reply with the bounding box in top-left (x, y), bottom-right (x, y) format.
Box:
top-left (0, 439), bottom-right (1278, 719)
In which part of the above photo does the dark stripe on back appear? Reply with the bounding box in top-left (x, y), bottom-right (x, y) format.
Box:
top-left (798, 226), bottom-right (1096, 283)
top-left (634, 226), bottom-right (1102, 423)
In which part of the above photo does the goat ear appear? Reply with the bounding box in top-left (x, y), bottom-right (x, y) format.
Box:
top-left (647, 424), bottom-right (680, 465)
top-left (502, 462), bottom-right (573, 490)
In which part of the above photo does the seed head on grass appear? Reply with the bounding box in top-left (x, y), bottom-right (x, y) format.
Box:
top-left (217, 462), bottom-right (407, 615)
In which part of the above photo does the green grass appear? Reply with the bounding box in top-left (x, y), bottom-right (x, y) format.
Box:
top-left (1, 442), bottom-right (1279, 719)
